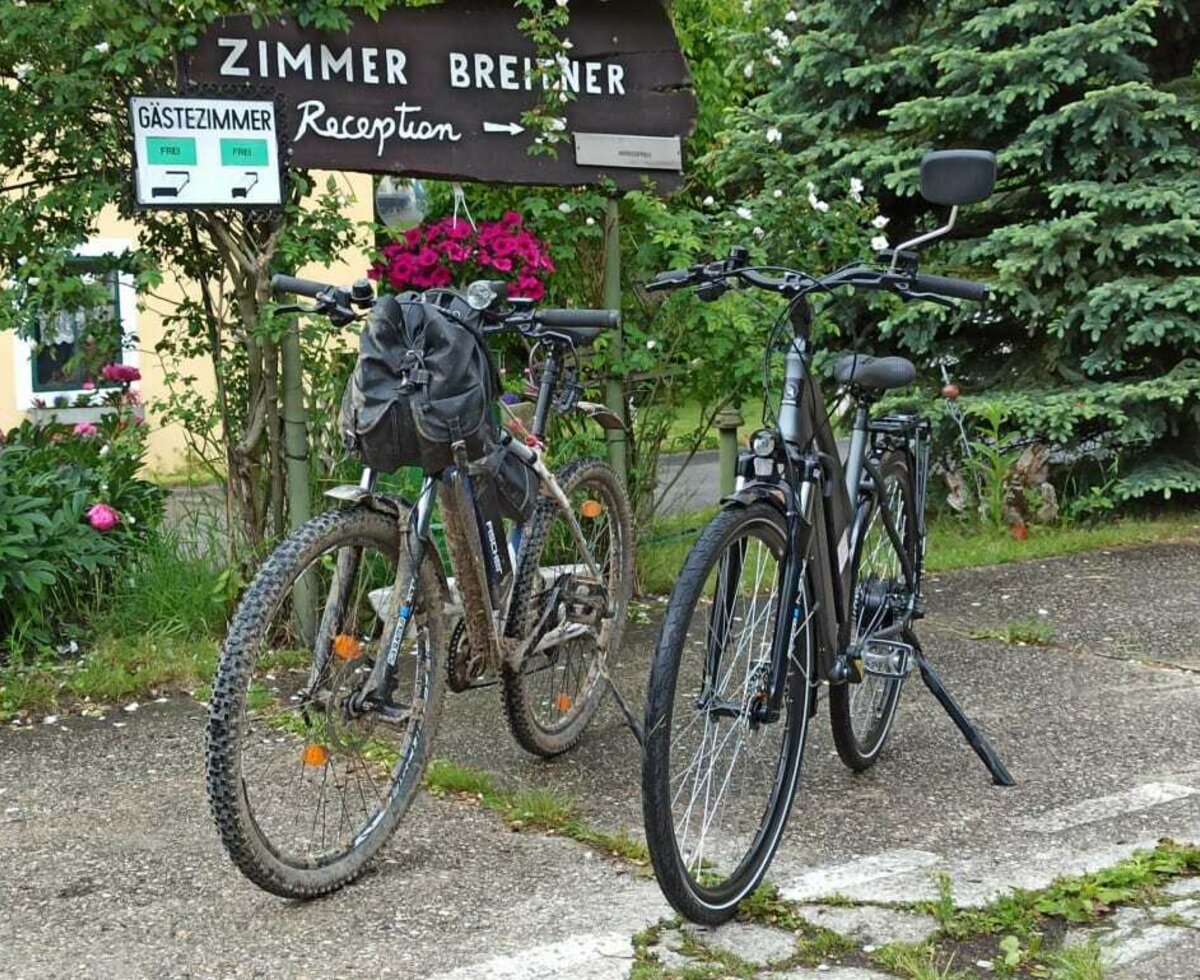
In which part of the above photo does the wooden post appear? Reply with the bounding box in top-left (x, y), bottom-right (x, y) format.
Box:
top-left (602, 196), bottom-right (628, 487)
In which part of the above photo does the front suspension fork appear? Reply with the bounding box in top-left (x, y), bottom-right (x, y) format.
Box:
top-left (354, 476), bottom-right (437, 710)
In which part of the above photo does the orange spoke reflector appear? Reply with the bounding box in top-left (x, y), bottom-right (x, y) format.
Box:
top-left (555, 693), bottom-right (573, 713)
top-left (333, 634), bottom-right (362, 661)
top-left (301, 743), bottom-right (329, 767)
top-left (580, 500), bottom-right (603, 519)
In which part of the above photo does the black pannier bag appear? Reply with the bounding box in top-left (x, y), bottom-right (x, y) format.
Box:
top-left (477, 440), bottom-right (539, 524)
top-left (340, 292), bottom-right (499, 474)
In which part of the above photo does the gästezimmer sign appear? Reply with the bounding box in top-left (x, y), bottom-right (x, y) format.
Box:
top-left (182, 0), bottom-right (697, 191)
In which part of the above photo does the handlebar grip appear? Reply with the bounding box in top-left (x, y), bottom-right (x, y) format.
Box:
top-left (910, 273), bottom-right (989, 302)
top-left (271, 274), bottom-right (334, 299)
top-left (646, 269), bottom-right (693, 292)
top-left (536, 309), bottom-right (621, 330)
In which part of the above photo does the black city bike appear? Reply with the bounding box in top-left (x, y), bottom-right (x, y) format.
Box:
top-left (206, 277), bottom-right (633, 898)
top-left (640, 150), bottom-right (1014, 924)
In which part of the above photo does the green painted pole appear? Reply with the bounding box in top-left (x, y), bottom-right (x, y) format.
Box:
top-left (281, 316), bottom-right (315, 640)
top-left (602, 196), bottom-right (628, 487)
top-left (716, 406), bottom-right (743, 498)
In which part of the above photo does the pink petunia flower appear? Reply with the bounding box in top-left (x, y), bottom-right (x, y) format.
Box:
top-left (86, 503), bottom-right (120, 532)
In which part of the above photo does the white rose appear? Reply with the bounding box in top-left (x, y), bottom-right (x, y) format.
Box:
top-left (872, 214), bottom-right (890, 229)
top-left (94, 42), bottom-right (110, 54)
top-left (849, 177), bottom-right (864, 202)
top-left (735, 206), bottom-right (754, 221)
top-left (766, 126), bottom-right (782, 144)
top-left (871, 235), bottom-right (890, 252)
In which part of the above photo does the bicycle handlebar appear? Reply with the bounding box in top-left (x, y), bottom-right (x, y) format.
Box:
top-left (909, 272), bottom-right (989, 302)
top-left (536, 309), bottom-right (620, 330)
top-left (646, 251), bottom-right (990, 306)
top-left (270, 274), bottom-right (333, 300)
top-left (271, 274), bottom-right (619, 337)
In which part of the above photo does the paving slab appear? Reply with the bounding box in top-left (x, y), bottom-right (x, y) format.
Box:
top-left (769, 970), bottom-right (894, 980)
top-left (794, 904), bottom-right (938, 946)
top-left (704, 919), bottom-right (799, 966)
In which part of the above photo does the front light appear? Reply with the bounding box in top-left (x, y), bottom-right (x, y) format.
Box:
top-left (750, 429), bottom-right (778, 458)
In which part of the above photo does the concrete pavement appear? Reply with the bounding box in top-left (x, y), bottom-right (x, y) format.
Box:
top-left (2, 541), bottom-right (1199, 978)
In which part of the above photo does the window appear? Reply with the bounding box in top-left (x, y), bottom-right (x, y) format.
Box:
top-left (11, 239), bottom-right (138, 413)
top-left (30, 262), bottom-right (122, 394)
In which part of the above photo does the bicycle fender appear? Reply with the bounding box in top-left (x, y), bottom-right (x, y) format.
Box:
top-left (569, 399), bottom-right (625, 431)
top-left (323, 486), bottom-right (452, 595)
top-left (720, 481), bottom-right (793, 516)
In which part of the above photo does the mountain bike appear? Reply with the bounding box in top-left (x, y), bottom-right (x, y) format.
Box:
top-left (206, 276), bottom-right (633, 898)
top-left (640, 150), bottom-right (1014, 924)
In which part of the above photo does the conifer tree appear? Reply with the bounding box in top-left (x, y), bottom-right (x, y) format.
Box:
top-left (721, 0), bottom-right (1200, 505)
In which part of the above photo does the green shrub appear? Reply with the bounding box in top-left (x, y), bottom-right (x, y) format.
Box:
top-left (0, 410), bottom-right (165, 658)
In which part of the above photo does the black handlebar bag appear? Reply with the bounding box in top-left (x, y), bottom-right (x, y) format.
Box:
top-left (340, 293), bottom-right (499, 474)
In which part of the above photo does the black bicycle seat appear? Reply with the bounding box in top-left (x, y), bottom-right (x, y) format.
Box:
top-left (834, 354), bottom-right (917, 391)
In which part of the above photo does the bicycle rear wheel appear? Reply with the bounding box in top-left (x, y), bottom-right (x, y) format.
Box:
top-left (642, 503), bottom-right (815, 925)
top-left (829, 450), bottom-right (916, 770)
top-left (206, 507), bottom-right (445, 898)
top-left (502, 457), bottom-right (633, 757)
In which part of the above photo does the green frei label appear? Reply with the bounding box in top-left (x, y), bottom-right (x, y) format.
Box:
top-left (220, 138), bottom-right (269, 167)
top-left (145, 137), bottom-right (197, 166)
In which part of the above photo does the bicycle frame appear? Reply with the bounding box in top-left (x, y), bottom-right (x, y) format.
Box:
top-left (324, 343), bottom-right (613, 711)
top-left (729, 329), bottom-right (930, 720)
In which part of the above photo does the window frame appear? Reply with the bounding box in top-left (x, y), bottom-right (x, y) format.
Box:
top-left (12, 239), bottom-right (139, 413)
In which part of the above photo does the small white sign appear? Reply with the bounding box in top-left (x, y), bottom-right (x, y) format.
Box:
top-left (574, 132), bottom-right (683, 172)
top-left (130, 96), bottom-right (282, 208)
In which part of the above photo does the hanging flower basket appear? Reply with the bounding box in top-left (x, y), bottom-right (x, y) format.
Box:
top-left (369, 212), bottom-right (555, 300)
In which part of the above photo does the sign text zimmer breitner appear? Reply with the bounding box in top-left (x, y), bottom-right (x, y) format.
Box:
top-left (215, 38), bottom-right (627, 156)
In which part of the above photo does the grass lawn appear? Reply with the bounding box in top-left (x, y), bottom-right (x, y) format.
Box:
top-left (636, 507), bottom-right (1200, 597)
top-left (926, 511), bottom-right (1200, 573)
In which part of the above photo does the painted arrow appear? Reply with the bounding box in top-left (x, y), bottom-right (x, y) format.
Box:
top-left (482, 121), bottom-right (525, 136)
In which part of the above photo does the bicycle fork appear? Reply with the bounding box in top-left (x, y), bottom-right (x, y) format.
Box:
top-left (351, 475), bottom-right (438, 713)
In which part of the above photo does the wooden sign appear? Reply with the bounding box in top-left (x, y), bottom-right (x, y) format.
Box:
top-left (182, 0), bottom-right (697, 192)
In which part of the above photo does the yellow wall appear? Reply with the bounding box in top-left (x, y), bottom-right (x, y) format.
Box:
top-left (0, 171), bottom-right (375, 476)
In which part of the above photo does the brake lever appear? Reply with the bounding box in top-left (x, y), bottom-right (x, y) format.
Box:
top-left (901, 289), bottom-right (959, 310)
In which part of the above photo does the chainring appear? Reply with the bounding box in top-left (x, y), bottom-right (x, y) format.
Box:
top-left (446, 618), bottom-right (488, 692)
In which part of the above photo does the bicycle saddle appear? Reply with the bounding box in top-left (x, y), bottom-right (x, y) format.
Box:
top-left (834, 354), bottom-right (916, 391)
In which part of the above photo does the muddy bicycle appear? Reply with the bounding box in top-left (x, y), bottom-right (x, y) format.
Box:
top-left (640, 150), bottom-right (1014, 924)
top-left (206, 276), bottom-right (633, 898)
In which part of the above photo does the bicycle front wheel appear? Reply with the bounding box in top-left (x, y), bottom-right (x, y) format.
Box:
top-left (829, 450), bottom-right (916, 770)
top-left (502, 457), bottom-right (633, 757)
top-left (642, 503), bottom-right (815, 925)
top-left (206, 507), bottom-right (446, 898)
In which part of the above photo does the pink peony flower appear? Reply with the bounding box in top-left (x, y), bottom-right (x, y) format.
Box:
top-left (101, 363), bottom-right (140, 383)
top-left (73, 421), bottom-right (99, 437)
top-left (87, 503), bottom-right (120, 532)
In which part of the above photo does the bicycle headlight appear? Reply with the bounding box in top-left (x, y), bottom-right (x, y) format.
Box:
top-left (750, 429), bottom-right (778, 458)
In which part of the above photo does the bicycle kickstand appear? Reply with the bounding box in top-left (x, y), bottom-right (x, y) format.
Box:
top-left (913, 645), bottom-right (1015, 787)
top-left (605, 671), bottom-right (645, 747)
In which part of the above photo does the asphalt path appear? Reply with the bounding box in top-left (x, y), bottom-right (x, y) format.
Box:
top-left (2, 541), bottom-right (1200, 978)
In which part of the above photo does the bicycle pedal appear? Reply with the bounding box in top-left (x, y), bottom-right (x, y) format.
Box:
top-left (860, 639), bottom-right (916, 679)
